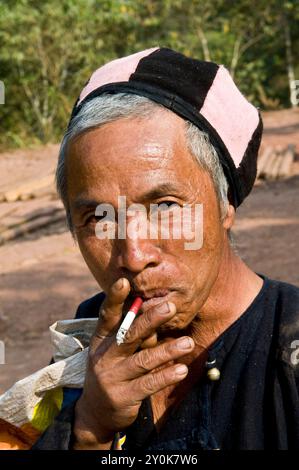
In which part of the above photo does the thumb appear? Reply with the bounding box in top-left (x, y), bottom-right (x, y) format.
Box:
top-left (91, 277), bottom-right (130, 346)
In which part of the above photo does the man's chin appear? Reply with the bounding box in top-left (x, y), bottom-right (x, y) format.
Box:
top-left (156, 313), bottom-right (192, 337)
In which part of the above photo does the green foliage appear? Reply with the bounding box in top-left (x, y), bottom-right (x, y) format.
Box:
top-left (0, 0), bottom-right (298, 149)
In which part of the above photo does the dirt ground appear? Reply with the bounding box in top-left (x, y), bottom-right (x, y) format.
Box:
top-left (0, 108), bottom-right (298, 394)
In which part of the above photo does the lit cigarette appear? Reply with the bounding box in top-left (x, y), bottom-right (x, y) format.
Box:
top-left (116, 297), bottom-right (143, 346)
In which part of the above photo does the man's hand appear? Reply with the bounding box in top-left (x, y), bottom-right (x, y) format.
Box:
top-left (73, 277), bottom-right (194, 449)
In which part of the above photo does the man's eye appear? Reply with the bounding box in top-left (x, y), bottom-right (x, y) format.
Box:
top-left (85, 211), bottom-right (108, 224)
top-left (151, 201), bottom-right (181, 213)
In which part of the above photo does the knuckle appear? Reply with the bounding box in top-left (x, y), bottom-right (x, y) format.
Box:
top-left (143, 369), bottom-right (166, 394)
top-left (124, 311), bottom-right (153, 344)
top-left (99, 302), bottom-right (118, 323)
top-left (99, 306), bottom-right (109, 321)
top-left (138, 311), bottom-right (153, 335)
top-left (142, 373), bottom-right (159, 394)
top-left (142, 310), bottom-right (155, 331)
top-left (160, 342), bottom-right (171, 357)
top-left (135, 348), bottom-right (153, 372)
top-left (124, 324), bottom-right (138, 344)
top-left (94, 304), bottom-right (121, 340)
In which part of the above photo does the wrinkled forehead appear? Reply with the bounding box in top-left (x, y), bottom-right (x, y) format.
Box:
top-left (67, 108), bottom-right (189, 168)
top-left (65, 113), bottom-right (211, 204)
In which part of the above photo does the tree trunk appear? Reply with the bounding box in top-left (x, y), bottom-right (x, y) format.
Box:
top-left (230, 36), bottom-right (242, 80)
top-left (197, 25), bottom-right (211, 61)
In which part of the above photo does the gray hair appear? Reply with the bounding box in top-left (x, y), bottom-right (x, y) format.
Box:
top-left (56, 93), bottom-right (229, 232)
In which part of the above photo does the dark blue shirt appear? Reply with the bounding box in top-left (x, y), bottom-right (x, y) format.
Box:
top-left (33, 275), bottom-right (299, 450)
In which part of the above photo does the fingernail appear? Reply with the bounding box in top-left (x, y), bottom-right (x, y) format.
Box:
top-left (175, 364), bottom-right (188, 375)
top-left (115, 278), bottom-right (124, 290)
top-left (157, 302), bottom-right (170, 314)
top-left (177, 337), bottom-right (193, 350)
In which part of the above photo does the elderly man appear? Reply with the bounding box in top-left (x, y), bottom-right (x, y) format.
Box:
top-left (34, 48), bottom-right (299, 450)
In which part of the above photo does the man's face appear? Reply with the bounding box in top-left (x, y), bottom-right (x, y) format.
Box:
top-left (66, 109), bottom-right (228, 333)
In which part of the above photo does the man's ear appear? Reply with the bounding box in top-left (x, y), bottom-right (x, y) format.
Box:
top-left (222, 204), bottom-right (235, 230)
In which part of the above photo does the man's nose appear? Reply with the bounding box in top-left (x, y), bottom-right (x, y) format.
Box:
top-left (116, 236), bottom-right (161, 273)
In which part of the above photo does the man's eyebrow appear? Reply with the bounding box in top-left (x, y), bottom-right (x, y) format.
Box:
top-left (138, 183), bottom-right (184, 202)
top-left (72, 183), bottom-right (185, 210)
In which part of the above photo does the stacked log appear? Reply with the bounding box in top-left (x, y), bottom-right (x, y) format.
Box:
top-left (257, 147), bottom-right (273, 179)
top-left (268, 146), bottom-right (283, 181)
top-left (257, 144), bottom-right (295, 181)
top-left (0, 173), bottom-right (55, 203)
top-left (0, 205), bottom-right (66, 246)
top-left (279, 145), bottom-right (296, 178)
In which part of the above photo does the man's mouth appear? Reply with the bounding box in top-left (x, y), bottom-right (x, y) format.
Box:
top-left (129, 288), bottom-right (172, 309)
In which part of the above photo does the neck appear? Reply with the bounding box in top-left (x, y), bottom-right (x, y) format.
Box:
top-left (187, 242), bottom-right (264, 358)
top-left (150, 242), bottom-right (264, 428)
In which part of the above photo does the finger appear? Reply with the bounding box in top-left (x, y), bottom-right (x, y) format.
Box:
top-left (130, 362), bottom-right (189, 401)
top-left (120, 336), bottom-right (194, 380)
top-left (123, 301), bottom-right (176, 346)
top-left (93, 277), bottom-right (131, 340)
top-left (108, 301), bottom-right (177, 356)
top-left (139, 333), bottom-right (158, 349)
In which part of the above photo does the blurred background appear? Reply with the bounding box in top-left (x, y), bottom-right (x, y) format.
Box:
top-left (0, 0), bottom-right (298, 393)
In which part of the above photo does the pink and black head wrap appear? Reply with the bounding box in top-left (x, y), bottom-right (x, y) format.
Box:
top-left (70, 47), bottom-right (263, 208)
